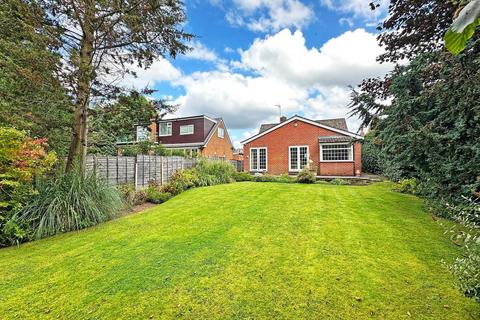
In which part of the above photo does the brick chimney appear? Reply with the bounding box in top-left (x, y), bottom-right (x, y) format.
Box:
top-left (280, 115), bottom-right (287, 123)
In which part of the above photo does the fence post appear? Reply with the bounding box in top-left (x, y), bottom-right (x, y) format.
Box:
top-left (160, 156), bottom-right (164, 185)
top-left (106, 155), bottom-right (109, 184)
top-left (116, 156), bottom-right (119, 185)
top-left (125, 157), bottom-right (127, 184)
top-left (134, 155), bottom-right (138, 190)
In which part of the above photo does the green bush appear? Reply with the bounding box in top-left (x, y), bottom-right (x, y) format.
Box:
top-left (253, 174), bottom-right (278, 182)
top-left (146, 186), bottom-right (172, 204)
top-left (330, 178), bottom-right (349, 185)
top-left (393, 178), bottom-right (419, 194)
top-left (164, 169), bottom-right (199, 195)
top-left (0, 127), bottom-right (57, 246)
top-left (233, 171), bottom-right (253, 182)
top-left (445, 197), bottom-right (480, 301)
top-left (117, 184), bottom-right (147, 206)
top-left (15, 170), bottom-right (124, 239)
top-left (361, 131), bottom-right (383, 174)
top-left (297, 167), bottom-right (316, 184)
top-left (277, 173), bottom-right (297, 183)
top-left (194, 159), bottom-right (235, 186)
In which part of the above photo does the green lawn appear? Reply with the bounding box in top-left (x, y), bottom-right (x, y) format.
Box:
top-left (0, 182), bottom-right (478, 319)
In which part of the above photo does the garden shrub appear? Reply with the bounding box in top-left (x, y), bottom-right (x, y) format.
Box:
top-left (361, 131), bottom-right (383, 174)
top-left (163, 169), bottom-right (199, 195)
top-left (194, 159), bottom-right (235, 186)
top-left (277, 173), bottom-right (296, 183)
top-left (146, 186), bottom-right (172, 204)
top-left (0, 127), bottom-right (57, 246)
top-left (393, 178), bottom-right (419, 194)
top-left (297, 167), bottom-right (316, 184)
top-left (330, 178), bottom-right (349, 185)
top-left (253, 174), bottom-right (278, 182)
top-left (15, 170), bottom-right (124, 239)
top-left (233, 171), bottom-right (253, 182)
top-left (117, 184), bottom-right (147, 206)
top-left (146, 160), bottom-right (236, 201)
top-left (445, 197), bottom-right (480, 301)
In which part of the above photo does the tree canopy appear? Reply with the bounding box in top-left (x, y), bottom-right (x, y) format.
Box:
top-left (35, 0), bottom-right (192, 170)
top-left (0, 0), bottom-right (72, 154)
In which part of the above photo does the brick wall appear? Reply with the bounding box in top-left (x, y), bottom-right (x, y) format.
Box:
top-left (202, 121), bottom-right (234, 160)
top-left (148, 120), bottom-right (157, 142)
top-left (243, 119), bottom-right (362, 176)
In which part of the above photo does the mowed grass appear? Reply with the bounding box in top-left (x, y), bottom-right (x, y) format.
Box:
top-left (0, 182), bottom-right (479, 319)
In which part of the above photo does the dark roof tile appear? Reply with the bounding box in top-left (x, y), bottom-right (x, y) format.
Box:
top-left (318, 136), bottom-right (354, 143)
top-left (258, 117), bottom-right (348, 134)
top-left (315, 118), bottom-right (348, 131)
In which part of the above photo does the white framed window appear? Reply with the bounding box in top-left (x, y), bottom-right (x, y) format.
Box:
top-left (218, 127), bottom-right (224, 138)
top-left (136, 126), bottom-right (149, 141)
top-left (320, 143), bottom-right (353, 162)
top-left (289, 146), bottom-right (309, 171)
top-left (159, 122), bottom-right (172, 136)
top-left (250, 147), bottom-right (267, 171)
top-left (180, 124), bottom-right (194, 135)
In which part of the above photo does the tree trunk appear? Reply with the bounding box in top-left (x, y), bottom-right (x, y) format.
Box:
top-left (65, 0), bottom-right (95, 172)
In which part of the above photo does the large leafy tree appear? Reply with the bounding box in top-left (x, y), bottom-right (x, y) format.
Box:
top-left (0, 0), bottom-right (72, 154)
top-left (350, 1), bottom-right (480, 199)
top-left (37, 0), bottom-right (192, 171)
top-left (372, 52), bottom-right (479, 197)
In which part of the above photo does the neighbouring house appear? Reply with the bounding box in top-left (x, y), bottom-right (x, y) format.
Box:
top-left (241, 115), bottom-right (364, 176)
top-left (232, 148), bottom-right (244, 161)
top-left (120, 115), bottom-right (235, 159)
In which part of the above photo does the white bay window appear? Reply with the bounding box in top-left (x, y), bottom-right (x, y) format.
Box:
top-left (320, 143), bottom-right (353, 162)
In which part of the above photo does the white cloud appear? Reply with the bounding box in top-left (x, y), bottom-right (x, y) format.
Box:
top-left (183, 41), bottom-right (218, 61)
top-left (238, 28), bottom-right (393, 88)
top-left (108, 58), bottom-right (181, 90)
top-left (339, 17), bottom-right (354, 27)
top-left (171, 71), bottom-right (308, 129)
top-left (320, 0), bottom-right (389, 22)
top-left (223, 0), bottom-right (314, 32)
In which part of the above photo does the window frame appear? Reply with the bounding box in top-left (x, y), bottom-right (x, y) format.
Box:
top-left (289, 145), bottom-right (309, 172)
top-left (217, 127), bottom-right (224, 138)
top-left (250, 147), bottom-right (267, 172)
top-left (179, 124), bottom-right (194, 135)
top-left (319, 143), bottom-right (354, 162)
top-left (158, 122), bottom-right (172, 137)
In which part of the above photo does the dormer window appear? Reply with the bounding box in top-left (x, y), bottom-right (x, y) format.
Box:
top-left (159, 122), bottom-right (172, 136)
top-left (218, 127), bottom-right (224, 138)
top-left (136, 126), bottom-right (149, 141)
top-left (180, 124), bottom-right (194, 135)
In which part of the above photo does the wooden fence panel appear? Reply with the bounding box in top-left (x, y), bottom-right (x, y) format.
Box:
top-left (86, 155), bottom-right (197, 189)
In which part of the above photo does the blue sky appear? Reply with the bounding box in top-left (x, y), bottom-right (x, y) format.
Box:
top-left (125, 0), bottom-right (392, 147)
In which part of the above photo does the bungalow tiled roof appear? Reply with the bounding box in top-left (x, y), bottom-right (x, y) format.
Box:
top-left (258, 118), bottom-right (348, 133)
top-left (318, 136), bottom-right (354, 143)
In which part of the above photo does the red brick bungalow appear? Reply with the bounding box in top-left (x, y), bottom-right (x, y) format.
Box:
top-left (241, 115), bottom-right (364, 176)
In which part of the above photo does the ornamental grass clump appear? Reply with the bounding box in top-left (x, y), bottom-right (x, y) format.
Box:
top-left (194, 159), bottom-right (236, 186)
top-left (16, 170), bottom-right (124, 239)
